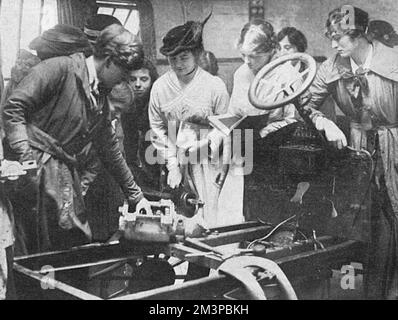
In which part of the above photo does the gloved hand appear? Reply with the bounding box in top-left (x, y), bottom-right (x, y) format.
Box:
top-left (167, 166), bottom-right (182, 189)
top-left (135, 197), bottom-right (153, 215)
top-left (314, 116), bottom-right (348, 150)
top-left (9, 140), bottom-right (34, 162)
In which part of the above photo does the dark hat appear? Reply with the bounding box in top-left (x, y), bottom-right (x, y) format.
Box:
top-left (84, 14), bottom-right (122, 44)
top-left (29, 24), bottom-right (92, 59)
top-left (368, 20), bottom-right (398, 48)
top-left (160, 12), bottom-right (212, 56)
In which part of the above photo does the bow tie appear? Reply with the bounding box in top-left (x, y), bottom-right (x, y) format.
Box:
top-left (341, 66), bottom-right (369, 97)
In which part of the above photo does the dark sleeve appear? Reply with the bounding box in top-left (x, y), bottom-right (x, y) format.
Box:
top-left (93, 115), bottom-right (144, 205)
top-left (2, 60), bottom-right (63, 160)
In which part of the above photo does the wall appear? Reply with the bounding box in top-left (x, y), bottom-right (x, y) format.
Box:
top-left (150, 0), bottom-right (398, 92)
top-left (261, 0), bottom-right (398, 58)
top-left (151, 0), bottom-right (248, 92)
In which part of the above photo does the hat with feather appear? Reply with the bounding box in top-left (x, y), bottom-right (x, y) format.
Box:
top-left (160, 11), bottom-right (212, 56)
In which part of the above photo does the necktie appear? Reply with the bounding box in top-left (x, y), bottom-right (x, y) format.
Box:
top-left (354, 66), bottom-right (369, 95)
top-left (341, 66), bottom-right (373, 128)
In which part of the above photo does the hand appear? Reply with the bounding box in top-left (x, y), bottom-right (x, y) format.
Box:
top-left (135, 197), bottom-right (153, 215)
top-left (167, 166), bottom-right (182, 189)
top-left (9, 140), bottom-right (34, 162)
top-left (315, 117), bottom-right (347, 150)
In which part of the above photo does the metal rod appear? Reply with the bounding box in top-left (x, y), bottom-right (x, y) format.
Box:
top-left (39, 0), bottom-right (44, 34)
top-left (124, 8), bottom-right (133, 26)
top-left (14, 263), bottom-right (103, 300)
top-left (184, 237), bottom-right (226, 256)
top-left (36, 256), bottom-right (136, 274)
top-left (89, 261), bottom-right (128, 279)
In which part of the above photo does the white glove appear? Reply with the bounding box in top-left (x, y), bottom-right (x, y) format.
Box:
top-left (135, 197), bottom-right (153, 215)
top-left (315, 116), bottom-right (347, 150)
top-left (167, 166), bottom-right (182, 189)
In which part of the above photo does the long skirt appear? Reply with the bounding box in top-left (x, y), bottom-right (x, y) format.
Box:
top-left (189, 162), bottom-right (244, 228)
top-left (365, 175), bottom-right (398, 299)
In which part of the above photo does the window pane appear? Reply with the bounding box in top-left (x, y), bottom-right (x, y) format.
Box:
top-left (0, 0), bottom-right (57, 79)
top-left (113, 8), bottom-right (129, 25)
top-left (20, 0), bottom-right (41, 51)
top-left (0, 0), bottom-right (22, 78)
top-left (98, 7), bottom-right (114, 15)
top-left (124, 10), bottom-right (140, 35)
top-left (41, 0), bottom-right (58, 32)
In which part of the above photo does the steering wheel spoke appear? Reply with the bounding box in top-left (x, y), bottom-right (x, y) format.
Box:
top-left (249, 53), bottom-right (317, 110)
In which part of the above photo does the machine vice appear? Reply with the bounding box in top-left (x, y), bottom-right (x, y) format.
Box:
top-left (118, 199), bottom-right (184, 243)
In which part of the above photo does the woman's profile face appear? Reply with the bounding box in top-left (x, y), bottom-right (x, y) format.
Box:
top-left (240, 46), bottom-right (273, 74)
top-left (278, 36), bottom-right (298, 56)
top-left (330, 34), bottom-right (358, 58)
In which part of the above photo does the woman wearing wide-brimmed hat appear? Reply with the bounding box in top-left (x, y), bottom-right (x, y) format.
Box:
top-left (149, 15), bottom-right (244, 230)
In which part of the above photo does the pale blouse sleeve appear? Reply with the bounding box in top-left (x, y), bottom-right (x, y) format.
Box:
top-left (228, 68), bottom-right (248, 116)
top-left (208, 77), bottom-right (230, 156)
top-left (212, 77), bottom-right (230, 115)
top-left (259, 104), bottom-right (297, 137)
top-left (148, 83), bottom-right (179, 172)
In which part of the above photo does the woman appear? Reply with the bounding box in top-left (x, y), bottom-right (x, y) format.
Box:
top-left (149, 17), bottom-right (244, 229)
top-left (228, 20), bottom-right (302, 223)
top-left (276, 27), bottom-right (308, 56)
top-left (276, 27), bottom-right (337, 122)
top-left (229, 19), bottom-right (298, 138)
top-left (123, 58), bottom-right (160, 189)
top-left (305, 6), bottom-right (398, 299)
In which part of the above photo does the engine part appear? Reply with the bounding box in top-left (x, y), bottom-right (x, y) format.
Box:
top-left (0, 160), bottom-right (37, 180)
top-left (119, 199), bottom-right (182, 243)
top-left (143, 188), bottom-right (204, 218)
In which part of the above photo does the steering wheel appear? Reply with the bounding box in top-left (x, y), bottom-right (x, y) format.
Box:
top-left (248, 53), bottom-right (317, 110)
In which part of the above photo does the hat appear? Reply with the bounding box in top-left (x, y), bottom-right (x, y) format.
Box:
top-left (84, 14), bottom-right (122, 44)
top-left (160, 12), bottom-right (212, 56)
top-left (325, 6), bottom-right (369, 39)
top-left (368, 20), bottom-right (398, 48)
top-left (29, 24), bottom-right (92, 59)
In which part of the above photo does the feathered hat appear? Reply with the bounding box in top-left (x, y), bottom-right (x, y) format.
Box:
top-left (160, 11), bottom-right (212, 56)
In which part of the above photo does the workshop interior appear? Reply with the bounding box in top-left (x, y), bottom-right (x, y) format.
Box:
top-left (0, 0), bottom-right (397, 300)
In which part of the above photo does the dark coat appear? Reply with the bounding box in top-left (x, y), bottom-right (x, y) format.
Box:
top-left (2, 53), bottom-right (143, 253)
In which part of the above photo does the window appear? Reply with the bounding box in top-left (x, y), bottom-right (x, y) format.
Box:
top-left (95, 0), bottom-right (157, 62)
top-left (96, 1), bottom-right (140, 35)
top-left (0, 0), bottom-right (58, 79)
